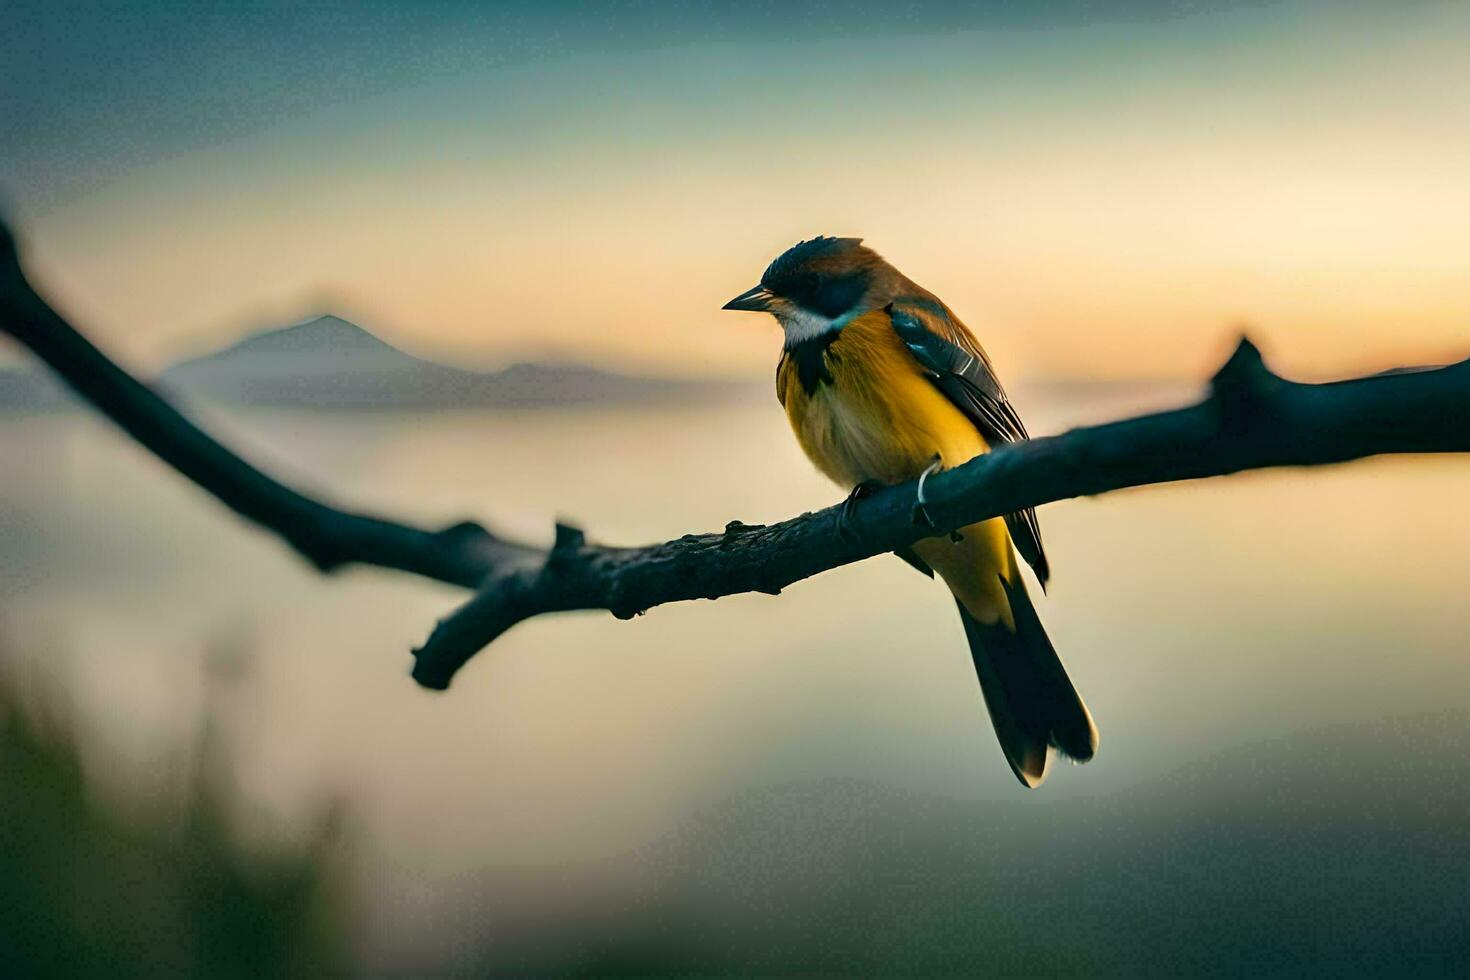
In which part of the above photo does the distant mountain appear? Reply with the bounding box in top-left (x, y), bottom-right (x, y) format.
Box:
top-left (157, 315), bottom-right (729, 410)
top-left (185, 314), bottom-right (405, 359)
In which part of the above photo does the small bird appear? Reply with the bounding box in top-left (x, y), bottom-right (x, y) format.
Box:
top-left (723, 237), bottom-right (1097, 787)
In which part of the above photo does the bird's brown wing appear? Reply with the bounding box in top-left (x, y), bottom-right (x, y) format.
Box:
top-left (886, 296), bottom-right (1050, 587)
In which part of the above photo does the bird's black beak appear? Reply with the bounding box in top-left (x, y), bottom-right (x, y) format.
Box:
top-left (722, 284), bottom-right (777, 312)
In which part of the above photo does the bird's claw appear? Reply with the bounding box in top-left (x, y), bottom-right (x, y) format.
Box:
top-left (912, 455), bottom-right (943, 533)
top-left (838, 480), bottom-right (880, 543)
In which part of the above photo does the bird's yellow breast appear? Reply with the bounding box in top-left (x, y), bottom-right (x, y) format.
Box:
top-left (779, 310), bottom-right (1017, 626)
top-left (780, 310), bottom-right (988, 488)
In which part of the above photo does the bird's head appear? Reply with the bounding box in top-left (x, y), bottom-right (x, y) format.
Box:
top-left (722, 236), bottom-right (897, 343)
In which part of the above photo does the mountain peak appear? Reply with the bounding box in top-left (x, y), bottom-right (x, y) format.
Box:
top-left (206, 315), bottom-right (402, 359)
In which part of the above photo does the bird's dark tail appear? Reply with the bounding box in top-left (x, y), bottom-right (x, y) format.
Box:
top-left (955, 577), bottom-right (1097, 788)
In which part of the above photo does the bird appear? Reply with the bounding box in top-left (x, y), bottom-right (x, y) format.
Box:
top-left (722, 236), bottom-right (1097, 787)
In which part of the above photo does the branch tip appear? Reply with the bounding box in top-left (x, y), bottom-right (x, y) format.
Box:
top-left (411, 661), bottom-right (453, 691)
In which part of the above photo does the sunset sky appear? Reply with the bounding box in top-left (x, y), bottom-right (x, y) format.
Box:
top-left (5, 0), bottom-right (1469, 381)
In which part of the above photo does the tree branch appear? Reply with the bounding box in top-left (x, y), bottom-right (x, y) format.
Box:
top-left (410, 341), bottom-right (1470, 686)
top-left (3, 217), bottom-right (1467, 692)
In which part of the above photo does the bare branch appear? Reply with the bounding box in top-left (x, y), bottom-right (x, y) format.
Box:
top-left (411, 341), bottom-right (1470, 685)
top-left (3, 216), bottom-right (1467, 691)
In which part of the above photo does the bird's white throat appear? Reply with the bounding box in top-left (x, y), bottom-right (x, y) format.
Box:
top-left (778, 307), bottom-right (846, 346)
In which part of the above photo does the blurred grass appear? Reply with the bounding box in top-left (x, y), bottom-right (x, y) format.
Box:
top-left (0, 671), bottom-right (349, 978)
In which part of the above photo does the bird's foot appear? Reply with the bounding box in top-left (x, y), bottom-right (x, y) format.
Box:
top-left (837, 480), bottom-right (882, 543)
top-left (911, 455), bottom-right (946, 534)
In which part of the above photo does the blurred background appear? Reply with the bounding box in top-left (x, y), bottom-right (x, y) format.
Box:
top-left (3, 1), bottom-right (1468, 974)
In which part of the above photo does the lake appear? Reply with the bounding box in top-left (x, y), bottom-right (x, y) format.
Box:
top-left (2, 382), bottom-right (1467, 973)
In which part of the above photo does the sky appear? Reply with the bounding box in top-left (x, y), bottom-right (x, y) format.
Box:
top-left (4, 0), bottom-right (1469, 380)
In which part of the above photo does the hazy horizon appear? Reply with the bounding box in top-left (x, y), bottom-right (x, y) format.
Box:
top-left (3, 308), bottom-right (1249, 388)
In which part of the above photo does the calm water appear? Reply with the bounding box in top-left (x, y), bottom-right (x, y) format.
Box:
top-left (3, 384), bottom-right (1468, 973)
